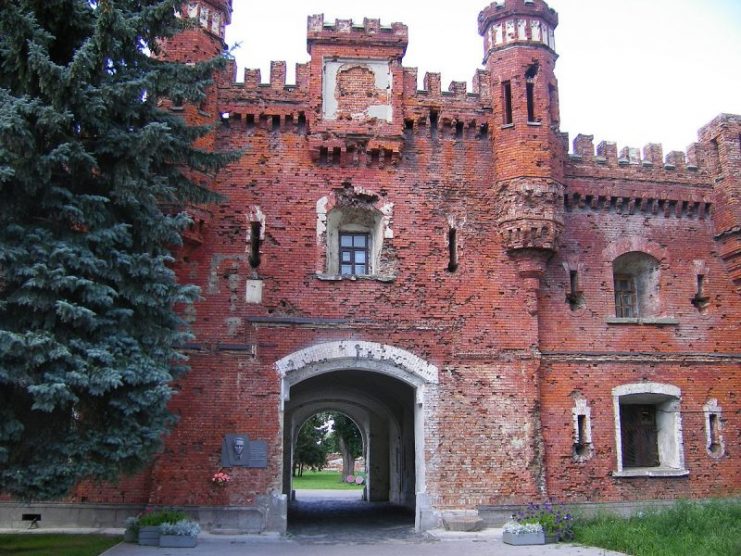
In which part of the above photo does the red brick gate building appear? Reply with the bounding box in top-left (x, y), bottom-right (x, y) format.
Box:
top-left (5, 0), bottom-right (739, 533)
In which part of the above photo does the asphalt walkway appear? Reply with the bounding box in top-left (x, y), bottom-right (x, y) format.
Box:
top-left (6, 490), bottom-right (627, 555)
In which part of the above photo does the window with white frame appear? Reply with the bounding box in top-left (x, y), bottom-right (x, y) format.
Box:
top-left (612, 383), bottom-right (688, 477)
top-left (703, 399), bottom-right (725, 458)
top-left (612, 252), bottom-right (660, 318)
top-left (572, 398), bottom-right (593, 461)
top-left (325, 207), bottom-right (383, 277)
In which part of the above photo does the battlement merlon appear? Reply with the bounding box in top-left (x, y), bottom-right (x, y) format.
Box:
top-left (478, 0), bottom-right (558, 61)
top-left (307, 15), bottom-right (409, 56)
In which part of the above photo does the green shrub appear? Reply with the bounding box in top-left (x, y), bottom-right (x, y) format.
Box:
top-left (139, 510), bottom-right (189, 527)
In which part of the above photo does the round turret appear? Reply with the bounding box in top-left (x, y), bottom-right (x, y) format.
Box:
top-left (479, 0), bottom-right (566, 260)
top-left (478, 0), bottom-right (558, 62)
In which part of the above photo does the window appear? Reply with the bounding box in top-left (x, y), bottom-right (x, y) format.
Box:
top-left (612, 251), bottom-right (660, 319)
top-left (614, 274), bottom-right (637, 317)
top-left (340, 232), bottom-right (369, 275)
top-left (703, 399), bottom-right (724, 458)
top-left (620, 404), bottom-right (659, 467)
top-left (317, 184), bottom-right (395, 280)
top-left (612, 383), bottom-right (687, 477)
top-left (572, 398), bottom-right (593, 461)
top-left (502, 81), bottom-right (513, 125)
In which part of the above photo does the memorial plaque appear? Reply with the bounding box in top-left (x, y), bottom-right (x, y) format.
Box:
top-left (246, 440), bottom-right (268, 468)
top-left (221, 434), bottom-right (268, 468)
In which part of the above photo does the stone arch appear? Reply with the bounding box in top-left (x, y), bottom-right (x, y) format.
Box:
top-left (276, 340), bottom-right (439, 407)
top-left (276, 340), bottom-right (439, 531)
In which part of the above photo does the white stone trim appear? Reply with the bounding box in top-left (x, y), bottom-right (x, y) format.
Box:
top-left (276, 341), bottom-right (438, 391)
top-left (703, 399), bottom-right (725, 458)
top-left (612, 382), bottom-right (687, 476)
top-left (572, 398), bottom-right (593, 461)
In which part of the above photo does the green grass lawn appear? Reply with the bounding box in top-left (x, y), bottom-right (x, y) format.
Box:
top-left (292, 470), bottom-right (364, 490)
top-left (573, 499), bottom-right (741, 556)
top-left (0, 534), bottom-right (120, 556)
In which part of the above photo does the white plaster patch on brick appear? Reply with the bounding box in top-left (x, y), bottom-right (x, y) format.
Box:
top-left (703, 398), bottom-right (725, 458)
top-left (572, 398), bottom-right (592, 445)
top-left (245, 206), bottom-right (266, 245)
top-left (381, 202), bottom-right (394, 239)
top-left (541, 24), bottom-right (549, 45)
top-left (505, 20), bottom-right (516, 43)
top-left (187, 2), bottom-right (198, 18)
top-left (494, 23), bottom-right (503, 45)
top-left (245, 279), bottom-right (263, 304)
top-left (517, 19), bottom-right (528, 40)
top-left (316, 196), bottom-right (328, 245)
top-left (199, 5), bottom-right (209, 28)
top-left (531, 20), bottom-right (541, 42)
top-left (322, 60), bottom-right (393, 122)
top-left (547, 26), bottom-right (556, 50)
top-left (211, 11), bottom-right (222, 35)
top-left (275, 340), bottom-right (438, 384)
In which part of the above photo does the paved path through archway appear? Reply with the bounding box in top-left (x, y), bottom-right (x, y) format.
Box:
top-left (288, 489), bottom-right (421, 544)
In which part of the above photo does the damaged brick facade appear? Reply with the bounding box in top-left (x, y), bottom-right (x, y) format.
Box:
top-left (8, 0), bottom-right (738, 533)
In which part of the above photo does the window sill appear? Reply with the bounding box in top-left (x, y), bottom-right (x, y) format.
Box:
top-left (613, 467), bottom-right (689, 478)
top-left (605, 317), bottom-right (679, 326)
top-left (316, 273), bottom-right (395, 283)
top-left (527, 121), bottom-right (542, 126)
top-left (501, 123), bottom-right (514, 129)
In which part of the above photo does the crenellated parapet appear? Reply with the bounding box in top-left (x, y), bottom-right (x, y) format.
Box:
top-left (306, 15), bottom-right (408, 54)
top-left (478, 0), bottom-right (558, 62)
top-left (568, 134), bottom-right (715, 174)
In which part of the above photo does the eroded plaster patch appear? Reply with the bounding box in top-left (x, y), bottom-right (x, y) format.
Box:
top-left (323, 60), bottom-right (393, 122)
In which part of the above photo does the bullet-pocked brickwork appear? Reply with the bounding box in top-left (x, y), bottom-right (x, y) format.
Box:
top-left (44, 0), bottom-right (740, 531)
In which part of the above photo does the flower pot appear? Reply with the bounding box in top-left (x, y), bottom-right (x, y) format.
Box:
top-left (123, 529), bottom-right (138, 543)
top-left (160, 535), bottom-right (198, 548)
top-left (545, 532), bottom-right (560, 544)
top-left (138, 525), bottom-right (160, 546)
top-left (502, 530), bottom-right (546, 545)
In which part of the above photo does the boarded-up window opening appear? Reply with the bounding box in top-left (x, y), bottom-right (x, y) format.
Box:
top-left (614, 274), bottom-right (637, 317)
top-left (620, 404), bottom-right (660, 468)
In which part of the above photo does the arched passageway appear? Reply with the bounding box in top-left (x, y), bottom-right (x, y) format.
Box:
top-left (276, 341), bottom-right (438, 532)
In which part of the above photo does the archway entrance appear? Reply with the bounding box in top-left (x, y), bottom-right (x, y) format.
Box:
top-left (276, 341), bottom-right (438, 532)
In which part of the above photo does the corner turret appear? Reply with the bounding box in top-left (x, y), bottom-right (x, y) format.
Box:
top-left (700, 114), bottom-right (741, 290)
top-left (479, 0), bottom-right (566, 264)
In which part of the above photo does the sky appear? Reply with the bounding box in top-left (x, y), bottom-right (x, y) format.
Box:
top-left (224, 0), bottom-right (741, 154)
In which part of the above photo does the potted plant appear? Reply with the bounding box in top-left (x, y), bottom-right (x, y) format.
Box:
top-left (160, 519), bottom-right (201, 548)
top-left (502, 521), bottom-right (545, 545)
top-left (511, 502), bottom-right (574, 543)
top-left (123, 516), bottom-right (139, 543)
top-left (137, 509), bottom-right (189, 546)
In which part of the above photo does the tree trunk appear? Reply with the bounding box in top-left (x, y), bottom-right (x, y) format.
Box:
top-left (339, 436), bottom-right (355, 478)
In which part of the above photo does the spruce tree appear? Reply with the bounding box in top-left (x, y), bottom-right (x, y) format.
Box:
top-left (0, 0), bottom-right (230, 499)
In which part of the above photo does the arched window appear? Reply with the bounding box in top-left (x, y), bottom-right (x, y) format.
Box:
top-left (612, 252), bottom-right (660, 318)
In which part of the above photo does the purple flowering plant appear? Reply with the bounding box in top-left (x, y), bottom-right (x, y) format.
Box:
top-left (513, 501), bottom-right (574, 540)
